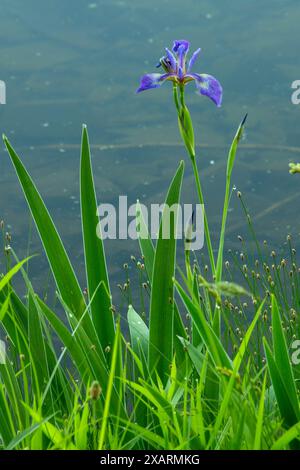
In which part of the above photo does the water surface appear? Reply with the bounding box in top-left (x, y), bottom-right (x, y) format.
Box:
top-left (1, 0), bottom-right (300, 298)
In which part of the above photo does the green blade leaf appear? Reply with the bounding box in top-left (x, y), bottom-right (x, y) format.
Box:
top-left (263, 338), bottom-right (299, 430)
top-left (128, 305), bottom-right (149, 361)
top-left (271, 421), bottom-right (300, 450)
top-left (253, 372), bottom-right (267, 450)
top-left (0, 383), bottom-right (16, 446)
top-left (127, 305), bottom-right (149, 427)
top-left (3, 135), bottom-right (86, 321)
top-left (148, 161), bottom-right (184, 382)
top-left (215, 114), bottom-right (247, 282)
top-left (80, 125), bottom-right (115, 349)
top-left (28, 293), bottom-right (49, 394)
top-left (233, 299), bottom-right (264, 371)
top-left (0, 295), bottom-right (10, 323)
top-left (175, 280), bottom-right (232, 370)
top-left (271, 294), bottom-right (299, 417)
top-left (136, 200), bottom-right (188, 373)
top-left (0, 257), bottom-right (31, 292)
top-left (136, 200), bottom-right (155, 281)
top-left (37, 296), bottom-right (124, 419)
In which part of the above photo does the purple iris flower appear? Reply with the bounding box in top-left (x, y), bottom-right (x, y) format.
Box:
top-left (136, 40), bottom-right (222, 107)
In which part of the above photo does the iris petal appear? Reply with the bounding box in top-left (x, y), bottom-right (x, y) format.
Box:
top-left (173, 40), bottom-right (190, 71)
top-left (187, 48), bottom-right (201, 72)
top-left (136, 73), bottom-right (174, 93)
top-left (178, 66), bottom-right (184, 81)
top-left (165, 48), bottom-right (177, 72)
top-left (189, 73), bottom-right (223, 107)
top-left (172, 40), bottom-right (190, 55)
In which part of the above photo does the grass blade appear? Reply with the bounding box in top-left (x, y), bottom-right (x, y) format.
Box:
top-left (253, 372), bottom-right (267, 450)
top-left (128, 305), bottom-right (149, 361)
top-left (271, 421), bottom-right (300, 450)
top-left (263, 339), bottom-right (299, 431)
top-left (148, 161), bottom-right (184, 382)
top-left (3, 135), bottom-right (86, 321)
top-left (271, 294), bottom-right (299, 415)
top-left (175, 280), bottom-right (232, 370)
top-left (98, 320), bottom-right (121, 450)
top-left (136, 201), bottom-right (188, 374)
top-left (136, 200), bottom-right (155, 281)
top-left (215, 115), bottom-right (247, 282)
top-left (80, 125), bottom-right (115, 349)
top-left (0, 257), bottom-right (31, 292)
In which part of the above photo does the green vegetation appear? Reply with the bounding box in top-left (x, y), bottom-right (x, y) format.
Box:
top-left (0, 116), bottom-right (299, 450)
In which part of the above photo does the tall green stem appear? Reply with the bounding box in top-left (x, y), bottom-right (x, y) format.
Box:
top-left (190, 155), bottom-right (216, 275)
top-left (215, 114), bottom-right (247, 282)
top-left (173, 84), bottom-right (180, 112)
top-left (173, 84), bottom-right (216, 275)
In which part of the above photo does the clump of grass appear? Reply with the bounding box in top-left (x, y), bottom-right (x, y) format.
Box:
top-left (0, 119), bottom-right (299, 451)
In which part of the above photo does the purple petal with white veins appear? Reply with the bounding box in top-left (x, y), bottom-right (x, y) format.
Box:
top-left (136, 73), bottom-right (172, 93)
top-left (187, 48), bottom-right (201, 72)
top-left (178, 66), bottom-right (184, 81)
top-left (173, 40), bottom-right (190, 70)
top-left (172, 40), bottom-right (190, 55)
top-left (177, 45), bottom-right (187, 70)
top-left (189, 73), bottom-right (223, 107)
top-left (165, 48), bottom-right (177, 72)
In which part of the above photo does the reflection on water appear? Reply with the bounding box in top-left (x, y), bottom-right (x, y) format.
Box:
top-left (0, 0), bottom-right (300, 297)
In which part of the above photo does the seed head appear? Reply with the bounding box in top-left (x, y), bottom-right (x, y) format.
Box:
top-left (89, 381), bottom-right (102, 401)
top-left (4, 245), bottom-right (11, 254)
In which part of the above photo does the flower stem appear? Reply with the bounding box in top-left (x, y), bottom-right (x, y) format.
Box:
top-left (179, 84), bottom-right (185, 108)
top-left (173, 84), bottom-right (180, 112)
top-left (173, 84), bottom-right (216, 275)
top-left (190, 154), bottom-right (216, 275)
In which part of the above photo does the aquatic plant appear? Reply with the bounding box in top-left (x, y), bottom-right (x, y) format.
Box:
top-left (0, 41), bottom-right (299, 451)
top-left (137, 40), bottom-right (222, 107)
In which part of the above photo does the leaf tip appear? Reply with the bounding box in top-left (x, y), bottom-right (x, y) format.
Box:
top-left (241, 113), bottom-right (248, 127)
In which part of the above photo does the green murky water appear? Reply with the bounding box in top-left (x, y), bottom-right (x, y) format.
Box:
top-left (1, 0), bottom-right (300, 294)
